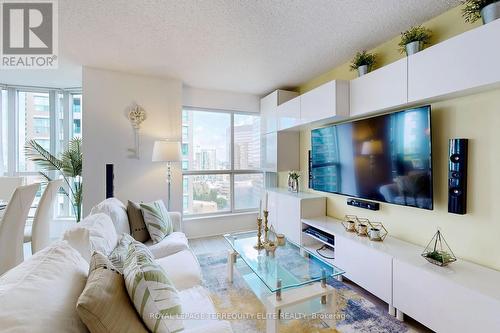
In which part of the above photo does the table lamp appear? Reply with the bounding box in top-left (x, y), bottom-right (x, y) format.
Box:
top-left (152, 140), bottom-right (181, 210)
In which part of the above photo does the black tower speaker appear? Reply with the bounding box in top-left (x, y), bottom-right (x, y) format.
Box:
top-left (448, 139), bottom-right (468, 215)
top-left (106, 164), bottom-right (114, 199)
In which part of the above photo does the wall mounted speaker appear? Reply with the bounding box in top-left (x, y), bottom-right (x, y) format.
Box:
top-left (106, 164), bottom-right (114, 199)
top-left (448, 139), bottom-right (468, 215)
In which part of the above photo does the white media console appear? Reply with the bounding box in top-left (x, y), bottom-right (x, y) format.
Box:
top-left (268, 189), bottom-right (500, 332)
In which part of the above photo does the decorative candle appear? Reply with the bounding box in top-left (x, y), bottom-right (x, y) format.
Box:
top-left (265, 192), bottom-right (268, 210)
top-left (258, 200), bottom-right (262, 218)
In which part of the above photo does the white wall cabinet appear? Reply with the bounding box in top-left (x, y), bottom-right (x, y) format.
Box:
top-left (261, 132), bottom-right (299, 172)
top-left (267, 189), bottom-right (325, 245)
top-left (260, 90), bottom-right (298, 134)
top-left (277, 96), bottom-right (301, 131)
top-left (408, 19), bottom-right (500, 103)
top-left (393, 258), bottom-right (500, 333)
top-left (349, 58), bottom-right (408, 117)
top-left (300, 80), bottom-right (349, 124)
top-left (335, 236), bottom-right (393, 306)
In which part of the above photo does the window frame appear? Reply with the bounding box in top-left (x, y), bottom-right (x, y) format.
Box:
top-left (182, 107), bottom-right (262, 217)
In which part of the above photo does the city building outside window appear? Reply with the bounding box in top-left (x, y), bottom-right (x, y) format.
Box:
top-left (182, 108), bottom-right (263, 216)
top-left (0, 86), bottom-right (82, 220)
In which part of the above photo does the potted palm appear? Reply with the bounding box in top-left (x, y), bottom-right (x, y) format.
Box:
top-left (398, 25), bottom-right (432, 56)
top-left (350, 51), bottom-right (376, 77)
top-left (462, 0), bottom-right (500, 24)
top-left (25, 138), bottom-right (83, 222)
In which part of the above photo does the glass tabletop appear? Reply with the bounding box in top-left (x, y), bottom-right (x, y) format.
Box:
top-left (224, 231), bottom-right (344, 292)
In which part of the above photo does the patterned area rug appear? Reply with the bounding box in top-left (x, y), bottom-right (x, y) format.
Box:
top-left (196, 251), bottom-right (418, 333)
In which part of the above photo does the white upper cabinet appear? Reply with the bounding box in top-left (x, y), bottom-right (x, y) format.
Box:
top-left (350, 58), bottom-right (408, 117)
top-left (261, 131), bottom-right (299, 172)
top-left (408, 19), bottom-right (500, 103)
top-left (260, 90), bottom-right (298, 134)
top-left (277, 96), bottom-right (301, 131)
top-left (300, 80), bottom-right (349, 124)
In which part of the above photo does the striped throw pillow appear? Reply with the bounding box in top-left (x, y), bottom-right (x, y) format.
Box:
top-left (140, 200), bottom-right (173, 244)
top-left (123, 239), bottom-right (183, 333)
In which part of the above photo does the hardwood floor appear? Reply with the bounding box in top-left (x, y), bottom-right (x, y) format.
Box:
top-left (188, 235), bottom-right (433, 333)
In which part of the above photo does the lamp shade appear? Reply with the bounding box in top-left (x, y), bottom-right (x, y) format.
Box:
top-left (152, 141), bottom-right (181, 162)
top-left (361, 140), bottom-right (383, 155)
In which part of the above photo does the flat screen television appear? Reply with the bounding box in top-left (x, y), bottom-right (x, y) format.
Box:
top-left (311, 106), bottom-right (433, 210)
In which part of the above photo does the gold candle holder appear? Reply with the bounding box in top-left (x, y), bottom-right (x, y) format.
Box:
top-left (263, 210), bottom-right (269, 243)
top-left (254, 217), bottom-right (264, 249)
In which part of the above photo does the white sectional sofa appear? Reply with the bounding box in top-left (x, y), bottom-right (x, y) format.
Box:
top-left (0, 198), bottom-right (232, 333)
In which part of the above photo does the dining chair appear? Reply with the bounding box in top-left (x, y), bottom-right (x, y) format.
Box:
top-left (24, 179), bottom-right (64, 254)
top-left (0, 177), bottom-right (24, 202)
top-left (0, 183), bottom-right (39, 275)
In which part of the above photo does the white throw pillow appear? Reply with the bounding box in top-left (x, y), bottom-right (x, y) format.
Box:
top-left (140, 200), bottom-right (173, 244)
top-left (63, 213), bottom-right (118, 262)
top-left (91, 198), bottom-right (131, 235)
top-left (123, 239), bottom-right (183, 333)
top-left (0, 241), bottom-right (89, 333)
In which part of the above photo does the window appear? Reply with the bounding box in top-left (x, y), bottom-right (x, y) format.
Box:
top-left (0, 86), bottom-right (82, 219)
top-left (182, 108), bottom-right (262, 216)
top-left (18, 91), bottom-right (51, 172)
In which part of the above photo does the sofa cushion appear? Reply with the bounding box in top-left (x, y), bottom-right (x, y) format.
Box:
top-left (124, 238), bottom-right (183, 333)
top-left (91, 198), bottom-right (130, 235)
top-left (156, 249), bottom-right (202, 291)
top-left (145, 231), bottom-right (189, 259)
top-left (109, 233), bottom-right (134, 273)
top-left (77, 252), bottom-right (148, 333)
top-left (63, 213), bottom-right (118, 262)
top-left (140, 200), bottom-right (173, 244)
top-left (127, 200), bottom-right (150, 242)
top-left (0, 241), bottom-right (88, 333)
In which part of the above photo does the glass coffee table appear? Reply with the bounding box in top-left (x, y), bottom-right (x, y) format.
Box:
top-left (224, 231), bottom-right (344, 333)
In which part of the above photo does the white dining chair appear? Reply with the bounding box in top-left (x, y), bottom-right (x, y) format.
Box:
top-left (0, 183), bottom-right (39, 275)
top-left (24, 179), bottom-right (64, 254)
top-left (0, 177), bottom-right (24, 202)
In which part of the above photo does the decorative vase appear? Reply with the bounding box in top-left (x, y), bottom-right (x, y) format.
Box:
top-left (481, 1), bottom-right (500, 24)
top-left (290, 178), bottom-right (299, 193)
top-left (405, 40), bottom-right (424, 56)
top-left (357, 64), bottom-right (371, 77)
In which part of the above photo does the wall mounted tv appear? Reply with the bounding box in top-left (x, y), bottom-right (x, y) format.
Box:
top-left (311, 106), bottom-right (433, 210)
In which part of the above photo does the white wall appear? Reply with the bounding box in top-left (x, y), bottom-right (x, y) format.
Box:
top-left (183, 85), bottom-right (260, 113)
top-left (82, 67), bottom-right (183, 215)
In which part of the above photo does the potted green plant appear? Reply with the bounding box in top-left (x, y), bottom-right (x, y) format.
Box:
top-left (25, 138), bottom-right (83, 222)
top-left (350, 51), bottom-right (376, 77)
top-left (398, 25), bottom-right (432, 56)
top-left (462, 0), bottom-right (500, 24)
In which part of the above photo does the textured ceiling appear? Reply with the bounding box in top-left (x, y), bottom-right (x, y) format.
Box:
top-left (2, 0), bottom-right (460, 93)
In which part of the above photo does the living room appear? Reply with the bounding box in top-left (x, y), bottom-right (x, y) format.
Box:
top-left (0, 1), bottom-right (499, 332)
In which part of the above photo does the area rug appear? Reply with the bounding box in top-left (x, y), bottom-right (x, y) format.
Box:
top-left (196, 251), bottom-right (418, 333)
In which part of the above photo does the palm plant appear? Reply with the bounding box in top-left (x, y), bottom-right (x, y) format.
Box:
top-left (25, 138), bottom-right (83, 222)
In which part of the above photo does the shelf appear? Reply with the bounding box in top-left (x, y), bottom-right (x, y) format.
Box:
top-left (302, 230), bottom-right (334, 249)
top-left (301, 241), bottom-right (336, 267)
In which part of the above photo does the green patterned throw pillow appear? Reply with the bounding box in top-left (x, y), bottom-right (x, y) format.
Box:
top-left (109, 234), bottom-right (151, 274)
top-left (123, 239), bottom-right (183, 333)
top-left (140, 200), bottom-right (173, 244)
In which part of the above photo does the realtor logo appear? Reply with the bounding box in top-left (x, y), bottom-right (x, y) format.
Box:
top-left (0, 0), bottom-right (58, 68)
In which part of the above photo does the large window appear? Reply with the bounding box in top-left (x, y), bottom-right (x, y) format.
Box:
top-left (182, 108), bottom-right (262, 216)
top-left (0, 86), bottom-right (82, 219)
